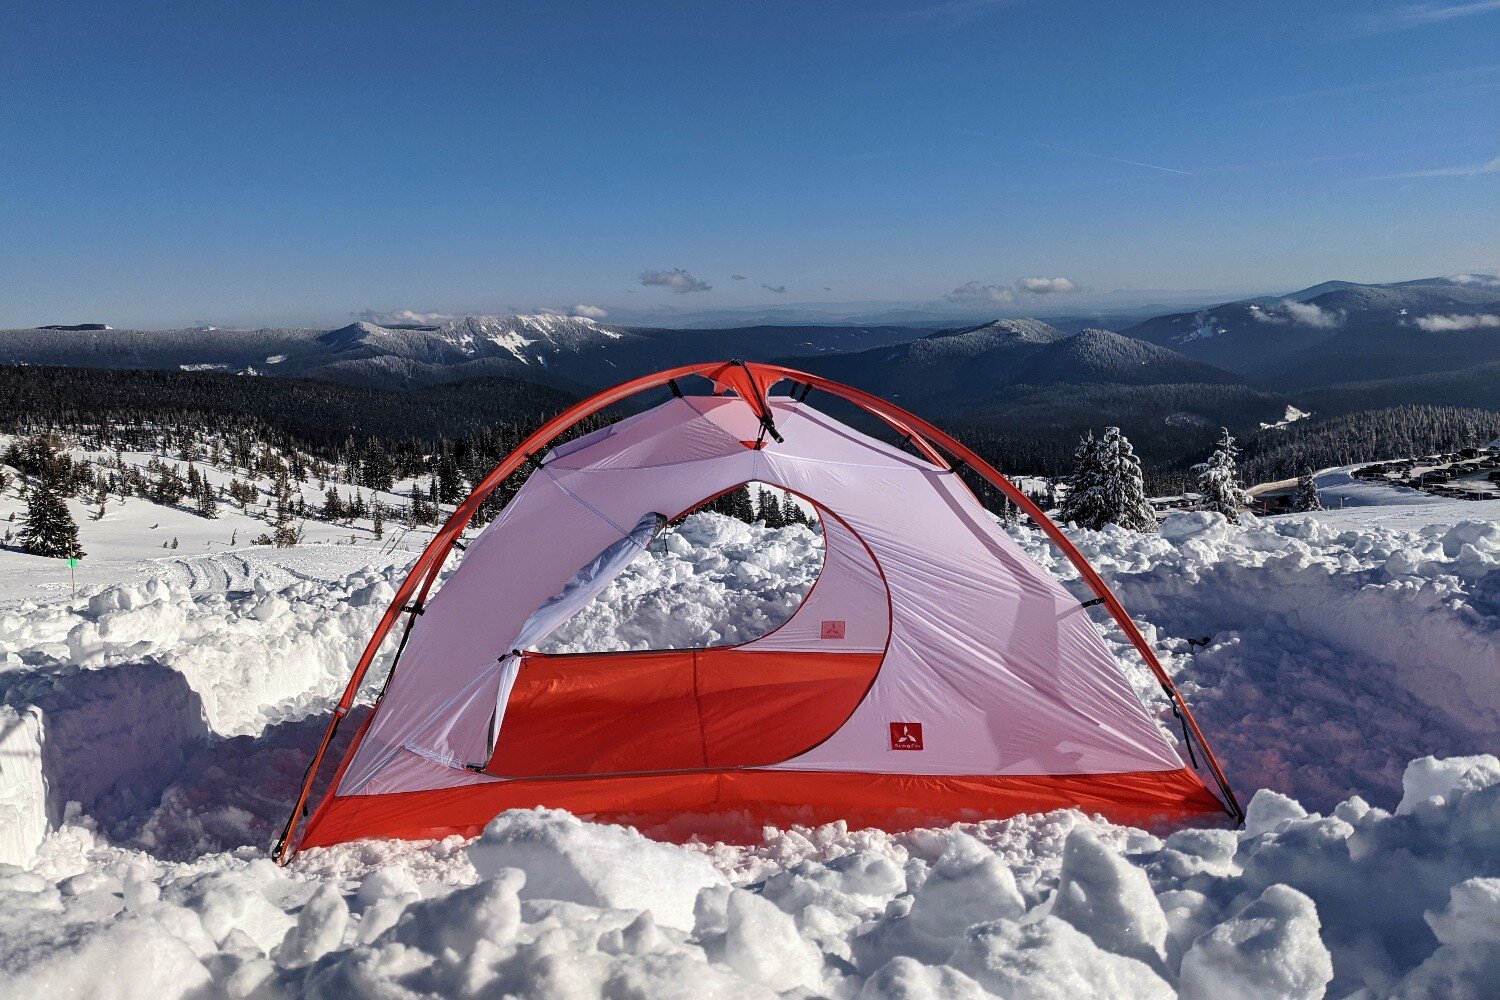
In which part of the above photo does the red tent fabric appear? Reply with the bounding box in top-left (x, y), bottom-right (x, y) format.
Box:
top-left (276, 362), bottom-right (1240, 861)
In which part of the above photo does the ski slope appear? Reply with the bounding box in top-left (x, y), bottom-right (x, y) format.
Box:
top-left (0, 483), bottom-right (1496, 998)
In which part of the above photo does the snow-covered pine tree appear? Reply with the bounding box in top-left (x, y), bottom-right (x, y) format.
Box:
top-left (322, 487), bottom-right (345, 521)
top-left (1197, 427), bottom-right (1247, 524)
top-left (19, 466), bottom-right (84, 559)
top-left (1291, 467), bottom-right (1323, 512)
top-left (371, 501), bottom-right (385, 540)
top-left (196, 483), bottom-right (219, 519)
top-left (1059, 427), bottom-right (1157, 532)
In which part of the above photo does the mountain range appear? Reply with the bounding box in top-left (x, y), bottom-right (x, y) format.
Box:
top-left (4, 275), bottom-right (1495, 431)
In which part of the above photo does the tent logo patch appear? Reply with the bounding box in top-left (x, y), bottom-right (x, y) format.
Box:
top-left (889, 722), bottom-right (923, 750)
top-left (820, 620), bottom-right (846, 640)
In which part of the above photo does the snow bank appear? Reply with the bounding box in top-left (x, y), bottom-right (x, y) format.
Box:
top-left (1015, 509), bottom-right (1500, 809)
top-left (2, 754), bottom-right (1493, 997)
top-left (0, 503), bottom-right (1495, 997)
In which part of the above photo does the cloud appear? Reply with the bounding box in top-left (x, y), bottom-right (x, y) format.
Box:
top-left (946, 276), bottom-right (1080, 303)
top-left (1249, 300), bottom-right (1345, 329)
top-left (639, 268), bottom-right (712, 294)
top-left (1016, 276), bottom-right (1078, 295)
top-left (946, 281), bottom-right (1014, 304)
top-left (569, 304), bottom-right (608, 319)
top-left (1414, 312), bottom-right (1500, 331)
top-left (761, 284), bottom-right (787, 294)
top-left (1448, 273), bottom-right (1500, 285)
top-left (731, 274), bottom-right (747, 281)
top-left (353, 308), bottom-right (456, 326)
top-left (1395, 0), bottom-right (1500, 26)
top-left (1381, 153), bottom-right (1500, 179)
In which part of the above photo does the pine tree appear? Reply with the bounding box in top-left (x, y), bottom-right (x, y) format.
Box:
top-left (322, 487), bottom-right (346, 521)
top-left (757, 486), bottom-right (787, 528)
top-left (1197, 427), bottom-right (1247, 524)
top-left (196, 483), bottom-right (219, 519)
top-left (1291, 467), bottom-right (1323, 512)
top-left (781, 493), bottom-right (808, 527)
top-left (20, 467), bottom-right (84, 559)
top-left (1059, 428), bottom-right (1158, 532)
top-left (371, 500), bottom-right (385, 540)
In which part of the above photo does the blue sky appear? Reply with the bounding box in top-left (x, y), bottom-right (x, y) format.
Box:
top-left (2, 1), bottom-right (1497, 327)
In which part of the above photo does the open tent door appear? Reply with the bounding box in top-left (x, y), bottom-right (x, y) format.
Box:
top-left (482, 511), bottom-right (667, 757)
top-left (482, 495), bottom-right (889, 779)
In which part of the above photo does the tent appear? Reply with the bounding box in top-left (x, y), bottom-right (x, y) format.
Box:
top-left (276, 361), bottom-right (1241, 862)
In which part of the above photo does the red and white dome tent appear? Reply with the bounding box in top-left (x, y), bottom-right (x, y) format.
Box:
top-left (275, 361), bottom-right (1242, 863)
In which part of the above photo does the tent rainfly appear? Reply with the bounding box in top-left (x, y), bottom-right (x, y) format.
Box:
top-left (276, 361), bottom-right (1241, 862)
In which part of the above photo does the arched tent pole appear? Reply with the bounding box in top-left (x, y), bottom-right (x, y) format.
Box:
top-left (758, 366), bottom-right (1244, 824)
top-left (275, 361), bottom-right (1240, 863)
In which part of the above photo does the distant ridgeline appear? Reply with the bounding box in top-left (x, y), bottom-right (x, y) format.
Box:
top-left (1, 356), bottom-right (1497, 500)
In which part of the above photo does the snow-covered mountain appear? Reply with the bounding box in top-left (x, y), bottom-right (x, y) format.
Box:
top-left (781, 320), bottom-right (1240, 414)
top-left (0, 315), bottom-right (920, 391)
top-left (1122, 276), bottom-right (1500, 377)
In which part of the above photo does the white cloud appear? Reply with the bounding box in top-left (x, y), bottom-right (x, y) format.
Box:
top-left (639, 269), bottom-right (712, 293)
top-left (353, 308), bottom-right (456, 326)
top-left (1016, 276), bottom-right (1078, 295)
top-left (1249, 300), bottom-right (1345, 329)
top-left (946, 281), bottom-right (1014, 304)
top-left (569, 304), bottom-right (608, 319)
top-left (1396, 0), bottom-right (1500, 26)
top-left (1282, 300), bottom-right (1345, 328)
top-left (946, 275), bottom-right (1079, 303)
top-left (1448, 273), bottom-right (1500, 286)
top-left (1414, 313), bottom-right (1500, 331)
top-left (1382, 153), bottom-right (1500, 179)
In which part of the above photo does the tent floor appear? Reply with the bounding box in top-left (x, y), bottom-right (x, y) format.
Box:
top-left (297, 767), bottom-right (1230, 851)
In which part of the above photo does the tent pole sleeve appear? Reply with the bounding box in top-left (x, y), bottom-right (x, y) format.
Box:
top-left (274, 362), bottom-right (747, 863)
top-left (758, 366), bottom-right (1245, 825)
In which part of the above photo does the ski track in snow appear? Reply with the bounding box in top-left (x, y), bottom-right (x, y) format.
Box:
top-left (0, 501), bottom-right (1496, 998)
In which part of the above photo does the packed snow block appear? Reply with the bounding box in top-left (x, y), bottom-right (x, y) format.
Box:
top-left (0, 661), bottom-right (210, 837)
top-left (722, 887), bottom-right (827, 993)
top-left (947, 916), bottom-right (1174, 1000)
top-left (897, 832), bottom-right (1025, 962)
top-left (389, 870), bottom-right (524, 956)
top-left (1243, 788), bottom-right (1310, 836)
top-left (274, 882), bottom-right (349, 969)
top-left (1050, 827), bottom-right (1168, 968)
top-left (176, 866), bottom-right (298, 954)
top-left (1384, 877), bottom-right (1500, 998)
top-left (1396, 754), bottom-right (1500, 814)
top-left (856, 956), bottom-right (997, 1000)
top-left (0, 705), bottom-right (48, 866)
top-left (1178, 884), bottom-right (1333, 1000)
top-left (0, 912), bottom-right (213, 1000)
top-left (468, 809), bottom-right (729, 931)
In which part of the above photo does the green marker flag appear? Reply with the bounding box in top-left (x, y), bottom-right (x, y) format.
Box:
top-left (67, 557), bottom-right (80, 568)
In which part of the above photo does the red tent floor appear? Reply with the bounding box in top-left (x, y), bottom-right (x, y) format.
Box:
top-left (298, 767), bottom-right (1227, 850)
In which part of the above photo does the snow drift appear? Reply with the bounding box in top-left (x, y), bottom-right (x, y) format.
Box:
top-left (0, 503), bottom-right (1496, 998)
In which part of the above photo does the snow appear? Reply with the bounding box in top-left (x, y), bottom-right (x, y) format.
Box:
top-left (0, 472), bottom-right (1496, 996)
